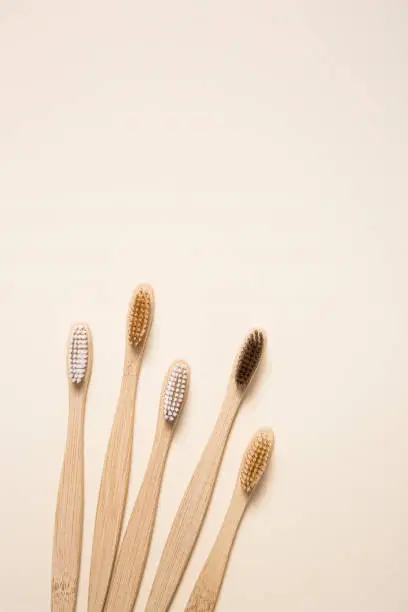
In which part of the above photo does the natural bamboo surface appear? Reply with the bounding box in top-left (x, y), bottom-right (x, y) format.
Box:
top-left (185, 429), bottom-right (274, 611)
top-left (104, 361), bottom-right (190, 612)
top-left (87, 284), bottom-right (154, 612)
top-left (146, 330), bottom-right (265, 612)
top-left (145, 385), bottom-right (239, 611)
top-left (185, 486), bottom-right (247, 612)
top-left (51, 324), bottom-right (93, 612)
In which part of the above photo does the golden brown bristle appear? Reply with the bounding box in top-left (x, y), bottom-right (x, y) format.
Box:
top-left (235, 329), bottom-right (265, 387)
top-left (127, 288), bottom-right (152, 346)
top-left (240, 429), bottom-right (273, 494)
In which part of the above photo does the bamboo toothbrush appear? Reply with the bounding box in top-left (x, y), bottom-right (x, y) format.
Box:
top-left (104, 360), bottom-right (191, 612)
top-left (51, 324), bottom-right (93, 612)
top-left (88, 284), bottom-right (154, 612)
top-left (146, 328), bottom-right (265, 612)
top-left (185, 429), bottom-right (274, 611)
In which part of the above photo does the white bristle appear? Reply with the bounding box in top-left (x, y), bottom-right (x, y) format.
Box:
top-left (163, 363), bottom-right (189, 423)
top-left (68, 324), bottom-right (89, 384)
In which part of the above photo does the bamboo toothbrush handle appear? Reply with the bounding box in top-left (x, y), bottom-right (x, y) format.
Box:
top-left (104, 425), bottom-right (172, 612)
top-left (185, 487), bottom-right (247, 612)
top-left (146, 395), bottom-right (239, 612)
top-left (88, 372), bottom-right (138, 612)
top-left (51, 393), bottom-right (86, 612)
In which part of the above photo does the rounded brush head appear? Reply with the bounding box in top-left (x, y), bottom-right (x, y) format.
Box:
top-left (235, 329), bottom-right (265, 388)
top-left (127, 285), bottom-right (153, 346)
top-left (240, 429), bottom-right (274, 495)
top-left (163, 361), bottom-right (190, 423)
top-left (68, 324), bottom-right (89, 384)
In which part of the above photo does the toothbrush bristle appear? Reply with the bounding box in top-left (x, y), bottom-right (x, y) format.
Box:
top-left (163, 362), bottom-right (189, 423)
top-left (240, 429), bottom-right (274, 494)
top-left (128, 287), bottom-right (152, 346)
top-left (68, 324), bottom-right (89, 384)
top-left (235, 329), bottom-right (265, 387)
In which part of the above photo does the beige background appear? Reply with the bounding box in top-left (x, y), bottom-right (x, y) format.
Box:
top-left (1, 1), bottom-right (407, 611)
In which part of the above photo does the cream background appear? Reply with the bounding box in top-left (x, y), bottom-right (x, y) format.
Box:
top-left (0, 1), bottom-right (407, 611)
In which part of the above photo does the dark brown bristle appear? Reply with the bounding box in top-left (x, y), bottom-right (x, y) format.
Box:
top-left (127, 288), bottom-right (151, 345)
top-left (235, 329), bottom-right (264, 387)
top-left (240, 429), bottom-right (274, 494)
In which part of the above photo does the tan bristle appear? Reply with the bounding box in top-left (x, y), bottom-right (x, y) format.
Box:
top-left (68, 324), bottom-right (89, 384)
top-left (235, 329), bottom-right (265, 387)
top-left (240, 429), bottom-right (273, 494)
top-left (163, 362), bottom-right (189, 423)
top-left (128, 288), bottom-right (151, 345)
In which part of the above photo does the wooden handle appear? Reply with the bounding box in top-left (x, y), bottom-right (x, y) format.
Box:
top-left (87, 365), bottom-right (139, 612)
top-left (146, 387), bottom-right (240, 612)
top-left (185, 486), bottom-right (247, 612)
top-left (51, 392), bottom-right (86, 612)
top-left (104, 422), bottom-right (172, 612)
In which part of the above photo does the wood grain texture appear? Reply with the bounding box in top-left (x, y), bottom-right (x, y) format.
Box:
top-left (104, 361), bottom-right (190, 612)
top-left (146, 330), bottom-right (265, 611)
top-left (51, 325), bottom-right (93, 612)
top-left (185, 428), bottom-right (274, 611)
top-left (185, 486), bottom-right (247, 612)
top-left (145, 385), bottom-right (245, 611)
top-left (87, 285), bottom-right (154, 612)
